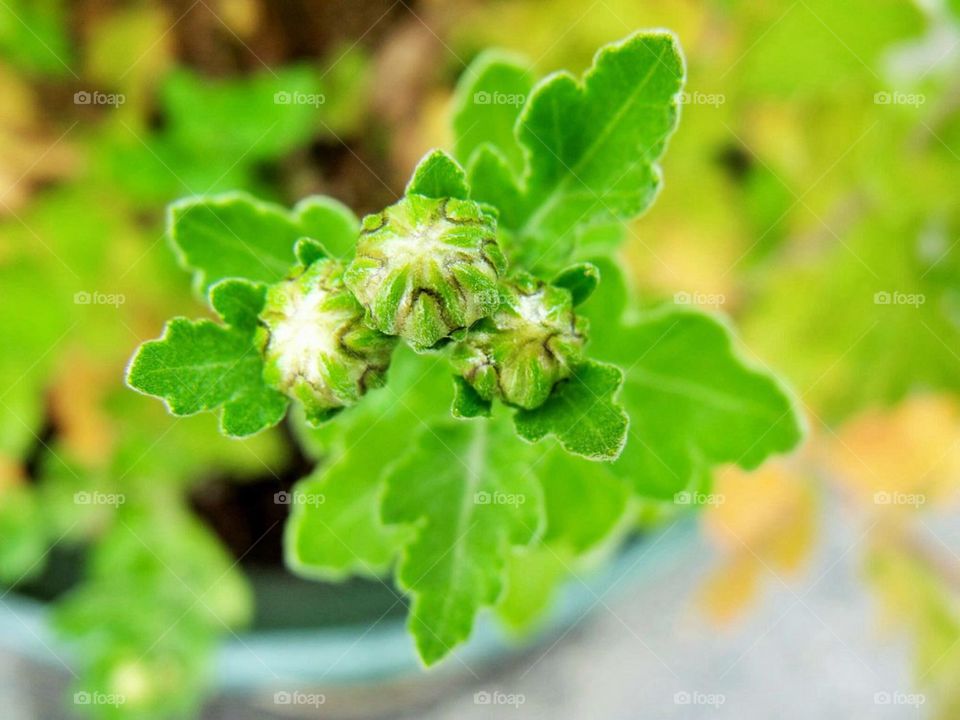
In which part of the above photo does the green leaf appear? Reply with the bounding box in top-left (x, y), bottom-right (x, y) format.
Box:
top-left (451, 376), bottom-right (492, 418)
top-left (285, 349), bottom-right (448, 579)
top-left (169, 191), bottom-right (358, 293)
top-left (598, 307), bottom-right (805, 498)
top-left (513, 361), bottom-right (629, 461)
top-left (0, 485), bottom-right (48, 583)
top-left (126, 314), bottom-right (288, 438)
top-left (465, 145), bottom-right (528, 229)
top-left (382, 417), bottom-right (543, 665)
top-left (160, 64), bottom-right (331, 164)
top-left (494, 31), bottom-right (684, 270)
top-left (452, 50), bottom-right (533, 174)
top-left (553, 262), bottom-right (600, 305)
top-left (405, 149), bottom-right (470, 200)
top-left (538, 446), bottom-right (630, 551)
top-left (293, 237), bottom-right (328, 267)
top-left (0, 0), bottom-right (73, 76)
top-left (295, 196), bottom-right (361, 260)
top-left (208, 278), bottom-right (266, 332)
top-left (54, 506), bottom-right (250, 719)
top-left (496, 445), bottom-right (630, 631)
top-left (496, 546), bottom-right (568, 632)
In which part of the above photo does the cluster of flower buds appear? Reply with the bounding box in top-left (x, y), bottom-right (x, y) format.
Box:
top-left (257, 259), bottom-right (397, 423)
top-left (450, 273), bottom-right (586, 409)
top-left (344, 194), bottom-right (505, 350)
top-left (256, 193), bottom-right (588, 422)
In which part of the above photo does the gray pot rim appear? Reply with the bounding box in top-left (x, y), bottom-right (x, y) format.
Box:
top-left (0, 519), bottom-right (696, 691)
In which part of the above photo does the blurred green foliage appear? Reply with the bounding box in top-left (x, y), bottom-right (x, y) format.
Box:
top-left (0, 0), bottom-right (958, 717)
top-left (0, 2), bottom-right (371, 716)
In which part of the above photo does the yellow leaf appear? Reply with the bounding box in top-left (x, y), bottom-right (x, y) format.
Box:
top-left (698, 554), bottom-right (760, 624)
top-left (825, 394), bottom-right (960, 510)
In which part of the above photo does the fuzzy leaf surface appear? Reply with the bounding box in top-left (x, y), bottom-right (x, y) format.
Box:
top-left (513, 361), bottom-right (629, 461)
top-left (169, 191), bottom-right (358, 292)
top-left (381, 417), bottom-right (543, 665)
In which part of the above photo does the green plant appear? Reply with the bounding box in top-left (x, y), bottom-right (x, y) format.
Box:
top-left (128, 29), bottom-right (804, 668)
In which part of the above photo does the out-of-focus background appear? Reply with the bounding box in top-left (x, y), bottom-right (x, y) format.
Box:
top-left (1, 0), bottom-right (959, 718)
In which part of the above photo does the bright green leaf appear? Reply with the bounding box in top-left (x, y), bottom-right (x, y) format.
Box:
top-left (382, 417), bottom-right (543, 665)
top-left (295, 196), bottom-right (361, 261)
top-left (600, 308), bottom-right (805, 498)
top-left (126, 316), bottom-right (287, 438)
top-left (452, 50), bottom-right (533, 174)
top-left (451, 376), bottom-right (492, 419)
top-left (508, 31), bottom-right (684, 270)
top-left (553, 262), bottom-right (600, 306)
top-left (405, 149), bottom-right (470, 200)
top-left (208, 278), bottom-right (266, 332)
top-left (169, 191), bottom-right (357, 293)
top-left (513, 361), bottom-right (629, 461)
top-left (285, 350), bottom-right (448, 580)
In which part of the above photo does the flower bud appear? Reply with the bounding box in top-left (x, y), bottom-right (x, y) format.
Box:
top-left (451, 274), bottom-right (587, 410)
top-left (344, 195), bottom-right (506, 350)
top-left (257, 259), bottom-right (397, 423)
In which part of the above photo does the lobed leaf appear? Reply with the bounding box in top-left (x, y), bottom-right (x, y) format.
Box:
top-left (168, 191), bottom-right (358, 293)
top-left (513, 361), bottom-right (629, 461)
top-left (602, 307), bottom-right (804, 498)
top-left (553, 261), bottom-right (601, 306)
top-left (452, 50), bottom-right (533, 174)
top-left (285, 350), bottom-right (448, 580)
top-left (451, 376), bottom-right (492, 419)
top-left (456, 31), bottom-right (685, 271)
top-left (381, 417), bottom-right (543, 665)
top-left (125, 297), bottom-right (288, 437)
top-left (405, 150), bottom-right (470, 200)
